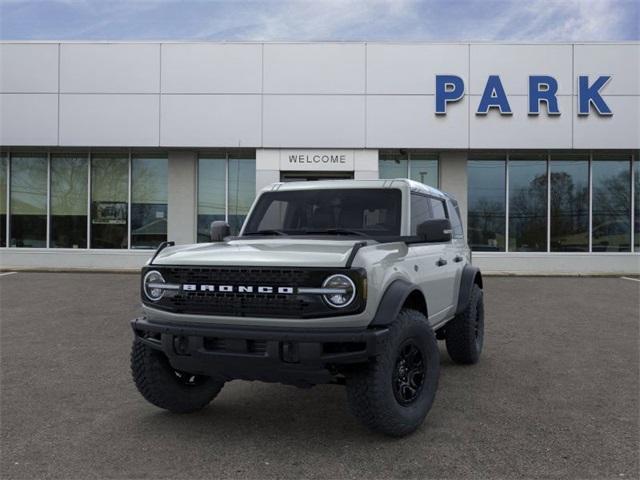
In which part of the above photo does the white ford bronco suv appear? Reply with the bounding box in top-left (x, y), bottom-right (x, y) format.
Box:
top-left (131, 179), bottom-right (484, 436)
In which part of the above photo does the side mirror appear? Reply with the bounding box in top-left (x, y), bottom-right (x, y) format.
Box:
top-left (416, 219), bottom-right (452, 243)
top-left (210, 221), bottom-right (231, 242)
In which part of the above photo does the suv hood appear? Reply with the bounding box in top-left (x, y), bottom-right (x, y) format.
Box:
top-left (151, 238), bottom-right (366, 268)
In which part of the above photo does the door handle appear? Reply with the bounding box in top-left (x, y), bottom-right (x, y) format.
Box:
top-left (453, 256), bottom-right (464, 263)
top-left (436, 258), bottom-right (447, 267)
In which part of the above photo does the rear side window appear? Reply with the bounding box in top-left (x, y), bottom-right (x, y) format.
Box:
top-left (448, 199), bottom-right (464, 238)
top-left (429, 198), bottom-right (448, 220)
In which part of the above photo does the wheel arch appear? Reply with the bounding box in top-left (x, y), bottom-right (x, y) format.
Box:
top-left (455, 265), bottom-right (483, 316)
top-left (370, 279), bottom-right (428, 327)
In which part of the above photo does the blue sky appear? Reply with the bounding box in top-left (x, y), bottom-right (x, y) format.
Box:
top-left (1, 0), bottom-right (638, 41)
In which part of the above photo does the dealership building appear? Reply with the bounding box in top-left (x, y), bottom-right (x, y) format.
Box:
top-left (0, 41), bottom-right (638, 274)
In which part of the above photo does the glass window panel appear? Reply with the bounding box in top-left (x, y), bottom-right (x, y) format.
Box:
top-left (10, 154), bottom-right (47, 247)
top-left (467, 159), bottom-right (506, 251)
top-left (0, 154), bottom-right (6, 247)
top-left (197, 156), bottom-right (226, 242)
top-left (549, 155), bottom-right (589, 252)
top-left (409, 154), bottom-right (438, 188)
top-left (508, 155), bottom-right (548, 252)
top-left (410, 194), bottom-right (431, 234)
top-left (635, 157), bottom-right (639, 251)
top-left (449, 199), bottom-right (464, 239)
top-left (592, 154), bottom-right (631, 252)
top-left (379, 151), bottom-right (408, 179)
top-left (91, 154), bottom-right (128, 249)
top-left (50, 154), bottom-right (88, 248)
top-left (228, 154), bottom-right (256, 235)
top-left (430, 198), bottom-right (447, 220)
top-left (131, 155), bottom-right (168, 249)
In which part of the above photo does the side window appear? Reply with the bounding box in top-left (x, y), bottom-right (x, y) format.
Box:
top-left (448, 199), bottom-right (464, 238)
top-left (410, 194), bottom-right (431, 234)
top-left (429, 198), bottom-right (447, 220)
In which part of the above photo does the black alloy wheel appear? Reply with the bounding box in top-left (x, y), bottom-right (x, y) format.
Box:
top-left (392, 340), bottom-right (426, 406)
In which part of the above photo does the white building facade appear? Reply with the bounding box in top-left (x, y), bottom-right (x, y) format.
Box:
top-left (0, 41), bottom-right (638, 274)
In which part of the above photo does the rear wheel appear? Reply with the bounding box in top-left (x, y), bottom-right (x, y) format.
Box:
top-left (445, 284), bottom-right (484, 364)
top-left (346, 309), bottom-right (440, 437)
top-left (131, 340), bottom-right (224, 413)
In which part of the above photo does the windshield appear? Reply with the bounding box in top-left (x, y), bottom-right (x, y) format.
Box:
top-left (243, 188), bottom-right (402, 237)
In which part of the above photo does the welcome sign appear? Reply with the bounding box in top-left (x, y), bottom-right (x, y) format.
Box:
top-left (279, 150), bottom-right (355, 171)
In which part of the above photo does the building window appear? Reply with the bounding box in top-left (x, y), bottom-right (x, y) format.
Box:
top-left (0, 154), bottom-right (6, 247)
top-left (197, 155), bottom-right (226, 242)
top-left (91, 154), bottom-right (128, 249)
top-left (468, 150), bottom-right (637, 254)
top-left (10, 154), bottom-right (47, 248)
top-left (467, 157), bottom-right (506, 251)
top-left (635, 157), bottom-right (639, 251)
top-left (228, 152), bottom-right (256, 235)
top-left (197, 151), bottom-right (256, 241)
top-left (592, 153), bottom-right (631, 252)
top-left (549, 154), bottom-right (589, 252)
top-left (379, 151), bottom-right (439, 188)
top-left (131, 155), bottom-right (168, 249)
top-left (508, 153), bottom-right (548, 252)
top-left (50, 154), bottom-right (88, 248)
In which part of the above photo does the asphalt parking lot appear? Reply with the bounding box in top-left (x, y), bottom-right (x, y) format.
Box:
top-left (0, 273), bottom-right (638, 480)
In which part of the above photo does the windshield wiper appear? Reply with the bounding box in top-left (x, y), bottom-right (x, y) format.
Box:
top-left (302, 228), bottom-right (368, 237)
top-left (243, 229), bottom-right (288, 236)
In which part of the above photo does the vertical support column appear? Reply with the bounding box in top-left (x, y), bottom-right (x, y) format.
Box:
top-left (354, 149), bottom-right (379, 180)
top-left (167, 150), bottom-right (197, 245)
top-left (439, 151), bottom-right (468, 236)
top-left (255, 149), bottom-right (280, 191)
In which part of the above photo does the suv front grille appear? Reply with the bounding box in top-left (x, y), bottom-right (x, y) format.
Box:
top-left (142, 266), bottom-right (366, 319)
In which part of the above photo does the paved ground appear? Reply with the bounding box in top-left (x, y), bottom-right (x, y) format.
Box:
top-left (1, 273), bottom-right (638, 480)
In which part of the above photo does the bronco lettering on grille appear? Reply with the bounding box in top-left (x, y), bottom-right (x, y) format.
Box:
top-left (182, 284), bottom-right (295, 294)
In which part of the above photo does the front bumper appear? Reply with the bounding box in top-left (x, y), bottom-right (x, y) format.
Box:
top-left (131, 317), bottom-right (389, 386)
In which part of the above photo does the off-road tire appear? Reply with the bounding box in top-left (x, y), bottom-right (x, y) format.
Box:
top-left (346, 309), bottom-right (440, 437)
top-left (445, 284), bottom-right (484, 364)
top-left (131, 340), bottom-right (224, 413)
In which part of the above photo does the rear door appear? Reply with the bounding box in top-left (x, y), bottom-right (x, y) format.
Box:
top-left (428, 196), bottom-right (460, 319)
top-left (407, 193), bottom-right (453, 324)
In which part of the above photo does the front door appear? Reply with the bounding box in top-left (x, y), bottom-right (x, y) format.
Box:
top-left (280, 171), bottom-right (354, 182)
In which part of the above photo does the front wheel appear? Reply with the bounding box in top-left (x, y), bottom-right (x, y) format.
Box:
top-left (345, 309), bottom-right (440, 437)
top-left (131, 341), bottom-right (224, 413)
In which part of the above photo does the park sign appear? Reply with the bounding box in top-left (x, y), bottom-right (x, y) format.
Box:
top-left (435, 75), bottom-right (613, 116)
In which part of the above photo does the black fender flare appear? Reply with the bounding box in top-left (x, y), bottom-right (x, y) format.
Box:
top-left (370, 279), bottom-right (425, 327)
top-left (455, 265), bottom-right (483, 316)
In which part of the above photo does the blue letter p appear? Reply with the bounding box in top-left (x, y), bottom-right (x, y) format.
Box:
top-left (435, 75), bottom-right (464, 115)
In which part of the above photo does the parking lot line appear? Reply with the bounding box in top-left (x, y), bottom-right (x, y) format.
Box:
top-left (0, 272), bottom-right (17, 277)
top-left (620, 276), bottom-right (640, 282)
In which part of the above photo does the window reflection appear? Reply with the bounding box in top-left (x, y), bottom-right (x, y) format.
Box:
top-left (228, 153), bottom-right (256, 235)
top-left (197, 156), bottom-right (226, 242)
top-left (592, 155), bottom-right (631, 252)
top-left (467, 159), bottom-right (506, 251)
top-left (379, 151), bottom-right (408, 179)
top-left (10, 154), bottom-right (47, 247)
top-left (508, 155), bottom-right (547, 252)
top-left (131, 155), bottom-right (167, 249)
top-left (550, 155), bottom-right (589, 252)
top-left (635, 158), bottom-right (639, 251)
top-left (409, 155), bottom-right (438, 188)
top-left (91, 155), bottom-right (128, 249)
top-left (0, 155), bottom-right (6, 247)
top-left (50, 155), bottom-right (88, 248)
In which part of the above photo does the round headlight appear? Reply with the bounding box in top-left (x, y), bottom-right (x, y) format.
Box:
top-left (322, 274), bottom-right (356, 308)
top-left (143, 270), bottom-right (165, 301)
